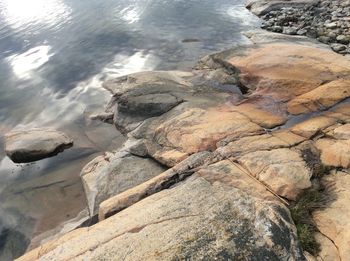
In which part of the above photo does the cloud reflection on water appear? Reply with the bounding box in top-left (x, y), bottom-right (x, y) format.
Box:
top-left (6, 45), bottom-right (52, 79)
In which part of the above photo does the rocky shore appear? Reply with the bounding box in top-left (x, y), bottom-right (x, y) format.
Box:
top-left (248, 0), bottom-right (350, 54)
top-left (10, 1), bottom-right (350, 261)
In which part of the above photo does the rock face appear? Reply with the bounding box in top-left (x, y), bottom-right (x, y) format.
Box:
top-left (16, 31), bottom-right (350, 260)
top-left (17, 160), bottom-right (305, 261)
top-left (4, 129), bottom-right (73, 163)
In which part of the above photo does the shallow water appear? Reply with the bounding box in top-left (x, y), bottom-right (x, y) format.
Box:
top-left (0, 0), bottom-right (260, 258)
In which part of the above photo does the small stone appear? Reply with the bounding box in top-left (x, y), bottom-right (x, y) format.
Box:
top-left (325, 22), bottom-right (338, 29)
top-left (336, 34), bottom-right (350, 44)
top-left (271, 25), bottom-right (283, 33)
top-left (331, 43), bottom-right (347, 52)
top-left (283, 26), bottom-right (298, 35)
top-left (297, 28), bottom-right (308, 35)
top-left (318, 36), bottom-right (331, 43)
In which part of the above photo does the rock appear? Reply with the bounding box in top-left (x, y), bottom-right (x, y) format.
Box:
top-left (313, 171), bottom-right (350, 261)
top-left (238, 148), bottom-right (312, 200)
top-left (314, 233), bottom-right (341, 261)
top-left (318, 36), bottom-right (330, 43)
top-left (252, 0), bottom-right (350, 55)
top-left (216, 43), bottom-right (350, 103)
top-left (4, 129), bottom-right (73, 163)
top-left (297, 28), bottom-right (308, 35)
top-left (271, 25), bottom-right (283, 33)
top-left (283, 26), bottom-right (298, 35)
top-left (17, 160), bottom-right (305, 261)
top-left (229, 103), bottom-right (287, 129)
top-left (246, 0), bottom-right (317, 16)
top-left (287, 79), bottom-right (350, 115)
top-left (217, 131), bottom-right (306, 158)
top-left (303, 251), bottom-right (316, 261)
top-left (102, 71), bottom-right (193, 96)
top-left (315, 138), bottom-right (350, 168)
top-left (336, 34), bottom-right (350, 44)
top-left (115, 93), bottom-right (183, 131)
top-left (99, 151), bottom-right (214, 220)
top-left (325, 22), bottom-right (338, 29)
top-left (290, 116), bottom-right (337, 138)
top-left (330, 43), bottom-right (347, 52)
top-left (153, 106), bottom-right (263, 156)
top-left (89, 112), bottom-right (114, 124)
top-left (80, 148), bottom-right (166, 217)
top-left (331, 123), bottom-right (350, 139)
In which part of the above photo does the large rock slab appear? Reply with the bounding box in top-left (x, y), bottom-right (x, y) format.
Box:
top-left (17, 160), bottom-right (305, 261)
top-left (81, 148), bottom-right (166, 217)
top-left (4, 129), bottom-right (73, 163)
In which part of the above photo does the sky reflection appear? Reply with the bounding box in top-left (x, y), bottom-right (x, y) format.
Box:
top-left (1, 0), bottom-right (71, 28)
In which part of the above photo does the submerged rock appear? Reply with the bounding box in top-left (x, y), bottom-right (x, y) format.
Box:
top-left (4, 129), bottom-right (73, 163)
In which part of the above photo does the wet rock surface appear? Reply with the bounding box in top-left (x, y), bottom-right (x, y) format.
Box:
top-left (253, 0), bottom-right (350, 54)
top-left (16, 32), bottom-right (350, 260)
top-left (4, 129), bottom-right (73, 163)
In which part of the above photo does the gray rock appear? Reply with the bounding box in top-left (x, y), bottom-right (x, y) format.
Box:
top-left (89, 112), bottom-right (114, 124)
top-left (325, 22), bottom-right (338, 29)
top-left (80, 147), bottom-right (166, 217)
top-left (4, 129), bottom-right (73, 163)
top-left (331, 43), bottom-right (347, 52)
top-left (336, 34), bottom-right (350, 44)
top-left (318, 36), bottom-right (331, 44)
top-left (297, 28), bottom-right (308, 35)
top-left (271, 25), bottom-right (283, 32)
top-left (283, 26), bottom-right (298, 35)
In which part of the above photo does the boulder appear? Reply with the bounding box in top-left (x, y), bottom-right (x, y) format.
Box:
top-left (4, 129), bottom-right (73, 163)
top-left (17, 160), bottom-right (305, 261)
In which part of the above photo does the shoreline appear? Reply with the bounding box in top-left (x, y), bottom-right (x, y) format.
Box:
top-left (9, 1), bottom-right (350, 260)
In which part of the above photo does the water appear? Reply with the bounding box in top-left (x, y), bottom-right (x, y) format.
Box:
top-left (0, 0), bottom-right (260, 259)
